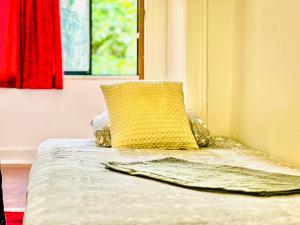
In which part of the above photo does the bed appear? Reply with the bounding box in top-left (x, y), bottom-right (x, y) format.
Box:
top-left (24, 137), bottom-right (300, 225)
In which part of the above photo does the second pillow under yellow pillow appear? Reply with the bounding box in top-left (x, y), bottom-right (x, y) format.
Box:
top-left (101, 81), bottom-right (199, 150)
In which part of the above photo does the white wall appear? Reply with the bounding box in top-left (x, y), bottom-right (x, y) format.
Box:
top-left (167, 0), bottom-right (187, 91)
top-left (0, 77), bottom-right (137, 163)
top-left (144, 0), bottom-right (168, 80)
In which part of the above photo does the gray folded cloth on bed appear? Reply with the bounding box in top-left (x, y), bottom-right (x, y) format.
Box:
top-left (103, 157), bottom-right (300, 197)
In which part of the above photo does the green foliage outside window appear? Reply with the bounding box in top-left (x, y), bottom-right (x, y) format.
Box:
top-left (62, 0), bottom-right (138, 75)
top-left (62, 0), bottom-right (90, 72)
top-left (92, 0), bottom-right (138, 75)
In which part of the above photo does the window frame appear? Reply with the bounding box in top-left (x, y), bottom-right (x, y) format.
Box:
top-left (64, 0), bottom-right (145, 79)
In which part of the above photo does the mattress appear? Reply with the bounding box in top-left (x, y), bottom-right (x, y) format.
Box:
top-left (24, 137), bottom-right (300, 225)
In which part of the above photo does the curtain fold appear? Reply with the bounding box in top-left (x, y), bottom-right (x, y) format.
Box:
top-left (0, 0), bottom-right (63, 89)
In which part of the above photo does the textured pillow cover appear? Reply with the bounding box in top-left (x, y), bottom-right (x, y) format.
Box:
top-left (92, 111), bottom-right (210, 148)
top-left (100, 81), bottom-right (199, 150)
top-left (187, 111), bottom-right (210, 147)
top-left (91, 111), bottom-right (111, 147)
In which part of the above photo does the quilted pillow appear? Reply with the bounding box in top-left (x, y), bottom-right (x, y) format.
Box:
top-left (90, 111), bottom-right (111, 147)
top-left (92, 111), bottom-right (210, 148)
top-left (187, 111), bottom-right (210, 147)
top-left (100, 81), bottom-right (199, 150)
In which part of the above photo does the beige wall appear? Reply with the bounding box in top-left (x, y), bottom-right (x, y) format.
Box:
top-left (167, 0), bottom-right (187, 96)
top-left (187, 0), bottom-right (207, 120)
top-left (191, 0), bottom-right (300, 167)
top-left (207, 0), bottom-right (234, 136)
top-left (145, 0), bottom-right (168, 80)
top-left (187, 0), bottom-right (233, 136)
top-left (230, 0), bottom-right (300, 167)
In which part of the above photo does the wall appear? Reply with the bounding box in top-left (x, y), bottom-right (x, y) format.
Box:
top-left (187, 0), bottom-right (207, 119)
top-left (167, 0), bottom-right (187, 95)
top-left (230, 0), bottom-right (300, 167)
top-left (207, 0), bottom-right (234, 136)
top-left (186, 0), bottom-right (233, 136)
top-left (144, 0), bottom-right (168, 80)
top-left (187, 0), bottom-right (300, 167)
top-left (0, 77), bottom-right (137, 163)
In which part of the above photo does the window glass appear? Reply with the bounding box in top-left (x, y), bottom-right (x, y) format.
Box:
top-left (61, 0), bottom-right (138, 76)
top-left (61, 0), bottom-right (90, 73)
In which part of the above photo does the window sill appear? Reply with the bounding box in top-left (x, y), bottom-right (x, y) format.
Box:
top-left (63, 75), bottom-right (139, 81)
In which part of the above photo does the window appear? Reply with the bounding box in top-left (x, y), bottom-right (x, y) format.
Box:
top-left (61, 0), bottom-right (144, 78)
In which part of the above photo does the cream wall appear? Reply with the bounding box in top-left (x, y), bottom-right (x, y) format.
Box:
top-left (187, 0), bottom-right (207, 119)
top-left (207, 0), bottom-right (233, 136)
top-left (230, 0), bottom-right (300, 167)
top-left (144, 0), bottom-right (168, 80)
top-left (188, 0), bottom-right (300, 167)
top-left (167, 0), bottom-right (187, 90)
top-left (187, 0), bottom-right (233, 136)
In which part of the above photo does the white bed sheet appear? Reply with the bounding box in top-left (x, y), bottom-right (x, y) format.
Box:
top-left (24, 137), bottom-right (300, 225)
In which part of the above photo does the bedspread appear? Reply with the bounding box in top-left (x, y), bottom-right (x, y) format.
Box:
top-left (24, 137), bottom-right (300, 225)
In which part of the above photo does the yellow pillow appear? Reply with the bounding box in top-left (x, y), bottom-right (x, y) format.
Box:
top-left (101, 81), bottom-right (199, 150)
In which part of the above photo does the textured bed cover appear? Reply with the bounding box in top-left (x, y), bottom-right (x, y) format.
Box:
top-left (24, 137), bottom-right (300, 225)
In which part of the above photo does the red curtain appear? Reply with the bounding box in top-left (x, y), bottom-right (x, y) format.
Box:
top-left (0, 0), bottom-right (63, 89)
